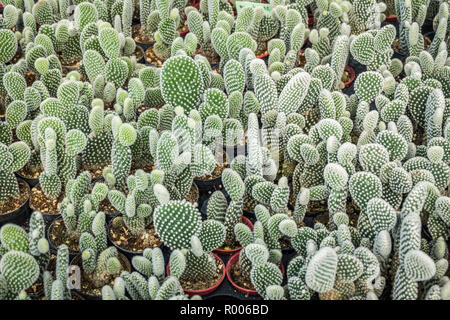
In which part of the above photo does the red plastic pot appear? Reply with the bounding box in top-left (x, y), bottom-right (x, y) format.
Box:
top-left (214, 216), bottom-right (254, 255)
top-left (256, 51), bottom-right (269, 59)
top-left (344, 65), bottom-right (356, 88)
top-left (308, 13), bottom-right (314, 26)
top-left (166, 253), bottom-right (225, 296)
top-left (226, 251), bottom-right (285, 296)
top-left (385, 15), bottom-right (397, 22)
top-left (180, 28), bottom-right (189, 37)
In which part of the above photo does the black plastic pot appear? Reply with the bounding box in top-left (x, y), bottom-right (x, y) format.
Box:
top-left (422, 18), bottom-right (435, 35)
top-left (424, 31), bottom-right (435, 42)
top-left (0, 178), bottom-right (31, 227)
top-left (194, 176), bottom-right (223, 194)
top-left (132, 45), bottom-right (145, 64)
top-left (280, 237), bottom-right (296, 255)
top-left (70, 252), bottom-right (131, 300)
top-left (210, 62), bottom-right (220, 72)
top-left (15, 172), bottom-right (39, 188)
top-left (107, 216), bottom-right (162, 260)
top-left (242, 210), bottom-right (256, 223)
top-left (392, 49), bottom-right (407, 62)
top-left (47, 217), bottom-right (80, 261)
top-left (132, 24), bottom-right (155, 51)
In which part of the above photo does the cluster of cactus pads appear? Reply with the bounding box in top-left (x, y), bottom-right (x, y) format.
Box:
top-left (0, 0), bottom-right (449, 302)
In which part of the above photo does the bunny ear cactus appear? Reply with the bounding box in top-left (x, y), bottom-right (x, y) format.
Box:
top-left (226, 32), bottom-right (257, 61)
top-left (161, 55), bottom-right (204, 113)
top-left (354, 71), bottom-right (384, 103)
top-left (250, 260), bottom-right (283, 298)
top-left (0, 141), bottom-right (31, 203)
top-left (81, 104), bottom-right (114, 169)
top-left (349, 0), bottom-right (384, 33)
top-left (278, 72), bottom-right (312, 114)
top-left (190, 144), bottom-right (216, 177)
top-left (350, 25), bottom-right (396, 71)
top-left (324, 163), bottom-right (349, 217)
top-left (0, 220), bottom-right (51, 298)
top-left (0, 251), bottom-right (40, 296)
top-left (74, 2), bottom-right (99, 32)
top-left (0, 30), bottom-right (18, 64)
top-left (33, 0), bottom-right (56, 25)
top-left (305, 247), bottom-right (338, 293)
top-left (182, 220), bottom-right (225, 282)
top-left (349, 171), bottom-right (383, 210)
top-left (37, 116), bottom-right (87, 199)
top-left (81, 245), bottom-right (123, 288)
top-left (154, 200), bottom-right (202, 250)
top-left (221, 168), bottom-right (245, 243)
top-left (110, 119), bottom-right (136, 190)
top-left (108, 171), bottom-right (154, 236)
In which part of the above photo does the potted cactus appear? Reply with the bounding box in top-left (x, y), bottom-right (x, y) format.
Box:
top-left (0, 213), bottom-right (50, 300)
top-left (143, 0), bottom-right (185, 66)
top-left (47, 172), bottom-right (110, 257)
top-left (107, 170), bottom-right (162, 256)
top-left (154, 199), bottom-right (226, 295)
top-left (102, 247), bottom-right (202, 300)
top-left (206, 168), bottom-right (254, 254)
top-left (226, 211), bottom-right (286, 296)
top-left (29, 116), bottom-right (87, 220)
top-left (0, 137), bottom-right (31, 225)
top-left (70, 211), bottom-right (131, 299)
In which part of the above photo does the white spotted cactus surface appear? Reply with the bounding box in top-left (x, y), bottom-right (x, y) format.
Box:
top-left (0, 0), bottom-right (448, 302)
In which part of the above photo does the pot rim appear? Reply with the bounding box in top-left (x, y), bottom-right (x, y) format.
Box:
top-left (214, 216), bottom-right (254, 255)
top-left (107, 215), bottom-right (162, 256)
top-left (385, 14), bottom-right (397, 22)
top-left (69, 251), bottom-right (131, 299)
top-left (0, 177), bottom-right (30, 217)
top-left (166, 253), bottom-right (226, 296)
top-left (344, 65), bottom-right (356, 87)
top-left (29, 183), bottom-right (63, 221)
top-left (47, 217), bottom-right (81, 255)
top-left (226, 251), bottom-right (285, 296)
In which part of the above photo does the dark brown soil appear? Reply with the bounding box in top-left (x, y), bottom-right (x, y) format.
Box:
top-left (134, 45), bottom-right (144, 62)
top-left (180, 257), bottom-right (223, 291)
top-left (98, 197), bottom-right (117, 216)
top-left (230, 261), bottom-right (254, 290)
top-left (132, 24), bottom-right (155, 44)
top-left (71, 253), bottom-right (131, 297)
top-left (30, 185), bottom-right (64, 215)
top-left (48, 218), bottom-right (80, 252)
top-left (185, 183), bottom-right (199, 204)
top-left (0, 180), bottom-right (29, 214)
top-left (79, 164), bottom-right (108, 180)
top-left (195, 47), bottom-right (220, 65)
top-left (17, 164), bottom-right (42, 179)
top-left (145, 47), bottom-right (164, 67)
top-left (109, 217), bottom-right (161, 252)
